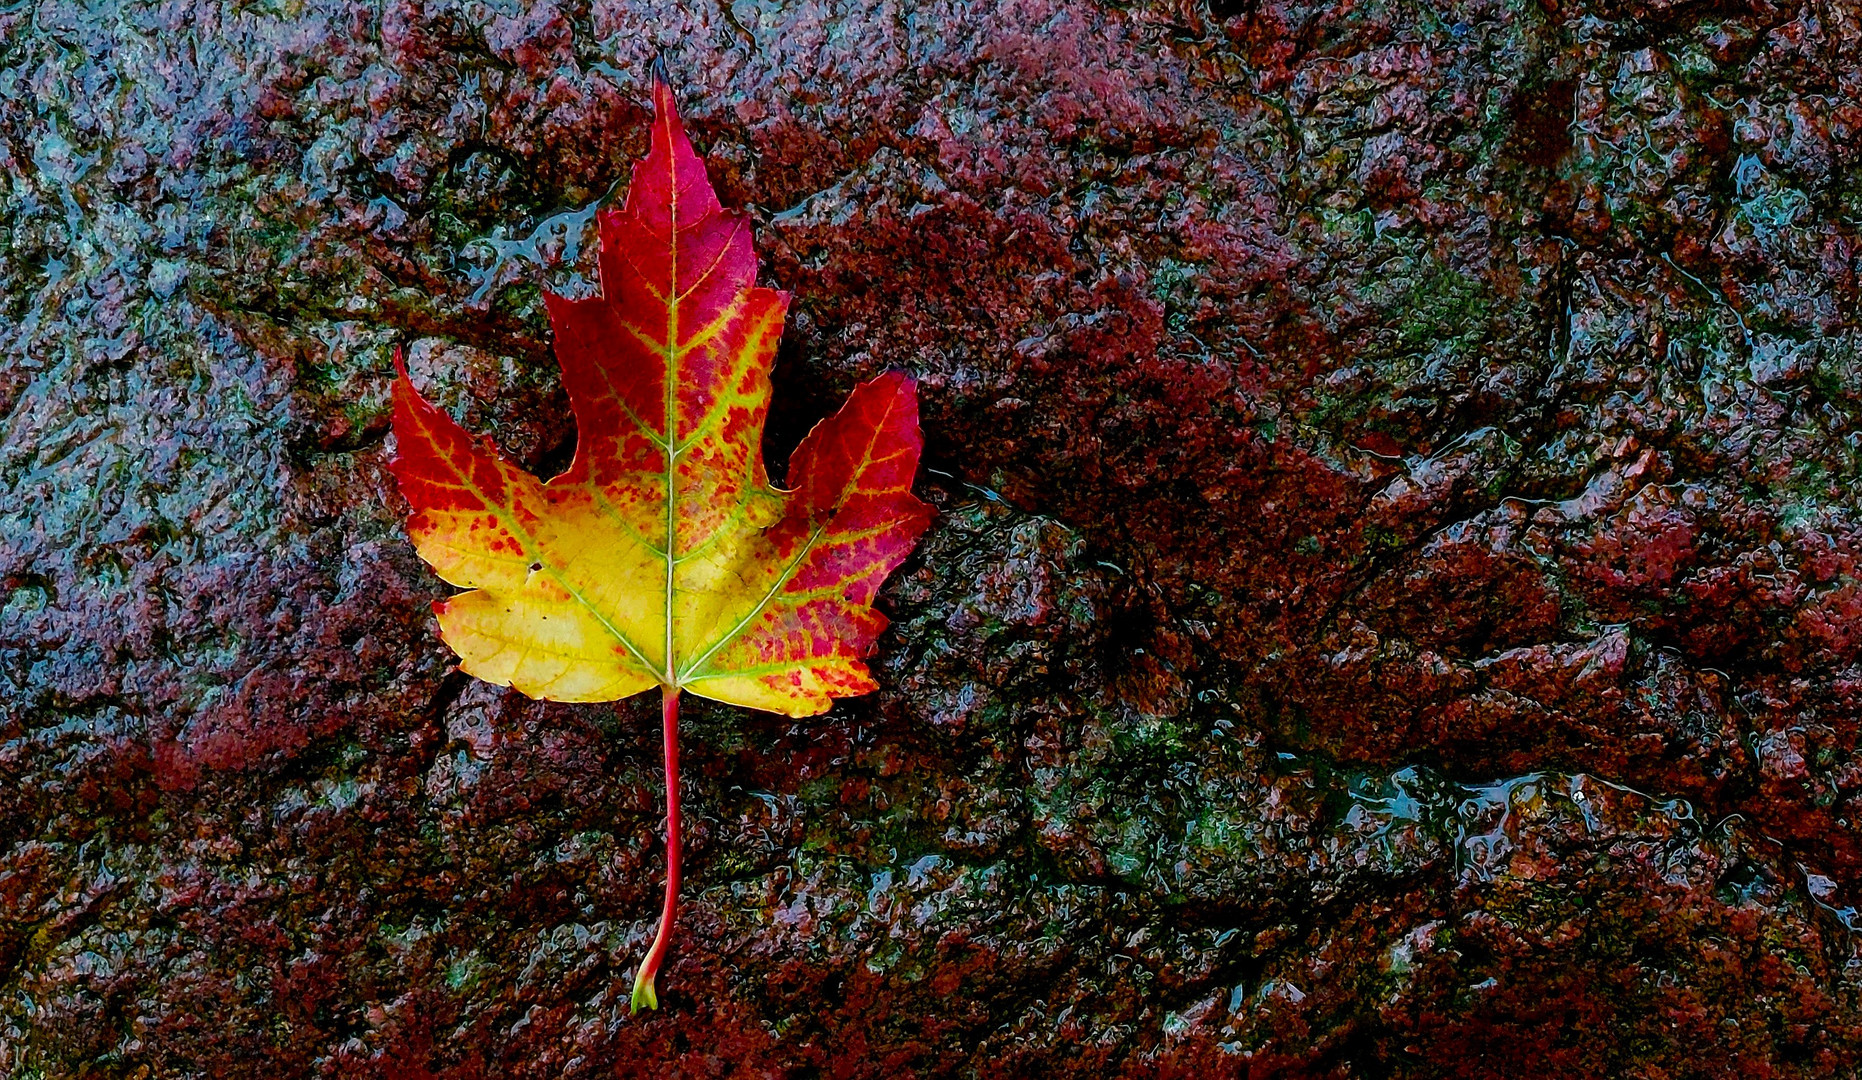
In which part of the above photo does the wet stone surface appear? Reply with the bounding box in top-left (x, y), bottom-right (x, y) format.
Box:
top-left (3, 0), bottom-right (1862, 1075)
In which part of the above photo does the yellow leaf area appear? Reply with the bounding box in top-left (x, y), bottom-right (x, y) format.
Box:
top-left (391, 78), bottom-right (929, 717)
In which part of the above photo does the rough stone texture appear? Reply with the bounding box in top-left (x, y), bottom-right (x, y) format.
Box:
top-left (3, 0), bottom-right (1862, 1075)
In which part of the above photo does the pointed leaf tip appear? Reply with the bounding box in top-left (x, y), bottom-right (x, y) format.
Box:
top-left (651, 61), bottom-right (678, 125)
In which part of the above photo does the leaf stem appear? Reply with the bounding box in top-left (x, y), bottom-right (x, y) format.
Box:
top-left (632, 686), bottom-right (681, 1012)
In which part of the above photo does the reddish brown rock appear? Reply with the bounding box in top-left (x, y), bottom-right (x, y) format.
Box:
top-left (3, 0), bottom-right (1862, 1075)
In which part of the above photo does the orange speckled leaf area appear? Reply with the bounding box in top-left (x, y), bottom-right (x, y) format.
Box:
top-left (388, 67), bottom-right (932, 1011)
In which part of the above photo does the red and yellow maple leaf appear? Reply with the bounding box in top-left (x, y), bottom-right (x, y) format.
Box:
top-left (389, 68), bottom-right (931, 1010)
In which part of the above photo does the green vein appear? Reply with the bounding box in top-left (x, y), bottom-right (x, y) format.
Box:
top-left (677, 523), bottom-right (826, 683)
top-left (422, 408), bottom-right (662, 678)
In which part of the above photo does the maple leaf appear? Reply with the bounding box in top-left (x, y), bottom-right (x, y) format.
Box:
top-left (389, 66), bottom-right (931, 1011)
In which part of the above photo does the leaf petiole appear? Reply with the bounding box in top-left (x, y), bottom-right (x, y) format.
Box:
top-left (631, 686), bottom-right (681, 1012)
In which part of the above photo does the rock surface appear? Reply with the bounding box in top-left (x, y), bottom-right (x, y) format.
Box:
top-left (4, 0), bottom-right (1862, 1075)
